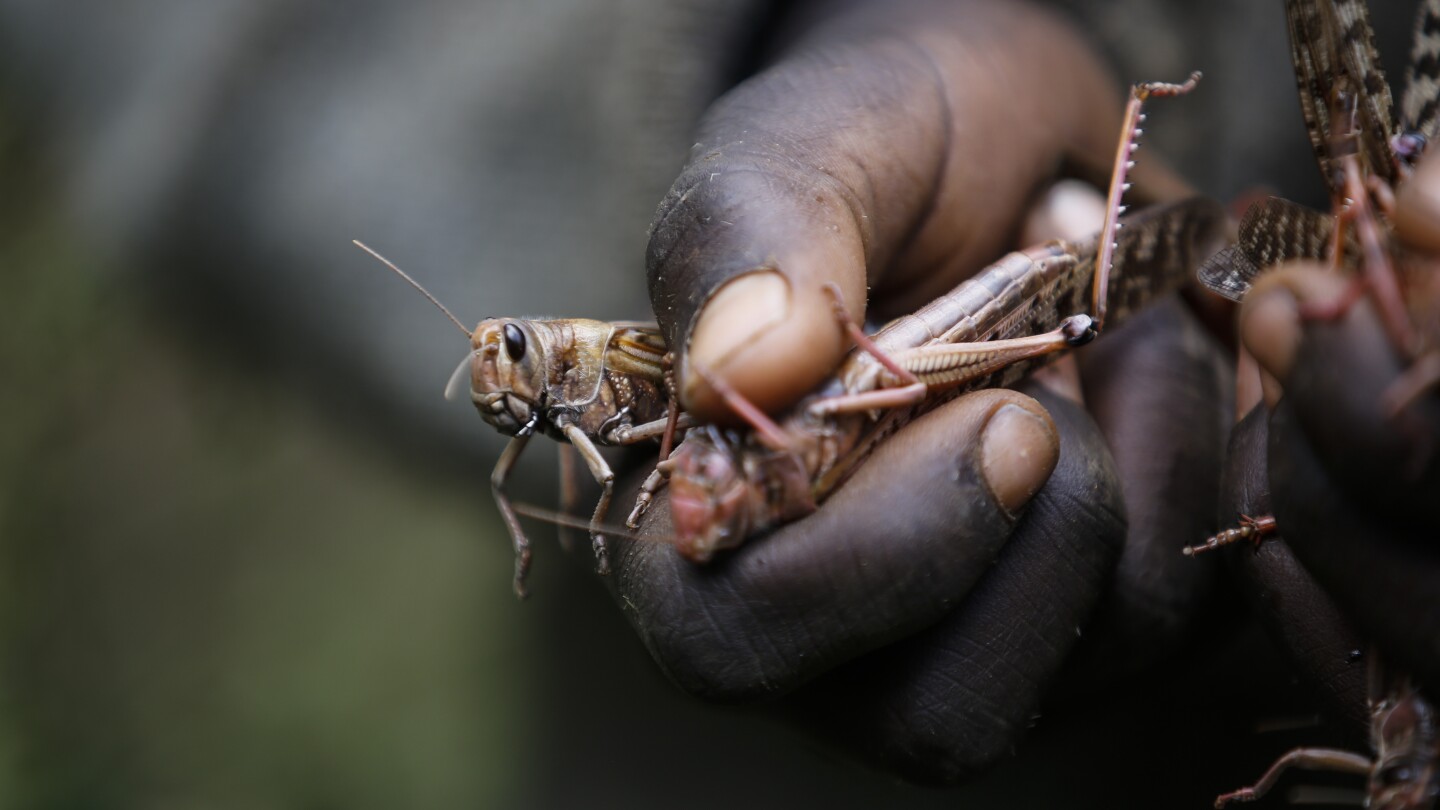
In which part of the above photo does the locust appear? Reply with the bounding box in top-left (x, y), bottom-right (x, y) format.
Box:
top-left (354, 242), bottom-right (687, 598)
top-left (1188, 0), bottom-right (1440, 556)
top-left (1213, 655), bottom-right (1438, 809)
top-left (1180, 4), bottom-right (1440, 806)
top-left (625, 74), bottom-right (1229, 563)
top-left (1197, 0), bottom-right (1440, 407)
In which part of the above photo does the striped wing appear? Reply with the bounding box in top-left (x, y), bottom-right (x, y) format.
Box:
top-left (603, 324), bottom-right (667, 383)
top-left (1403, 0), bottom-right (1440, 141)
top-left (1198, 198), bottom-right (1336, 301)
top-left (1284, 0), bottom-right (1397, 193)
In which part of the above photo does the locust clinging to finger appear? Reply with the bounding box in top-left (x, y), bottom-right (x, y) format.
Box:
top-left (354, 241), bottom-right (686, 598)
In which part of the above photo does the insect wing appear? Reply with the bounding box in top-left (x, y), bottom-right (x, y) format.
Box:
top-left (1333, 0), bottom-right (1397, 179)
top-left (1198, 246), bottom-right (1260, 302)
top-left (1197, 198), bottom-right (1335, 300)
top-left (1285, 0), bottom-right (1397, 193)
top-left (603, 324), bottom-right (667, 383)
top-left (1402, 0), bottom-right (1440, 142)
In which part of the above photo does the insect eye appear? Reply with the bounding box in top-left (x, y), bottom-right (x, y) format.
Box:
top-left (503, 323), bottom-right (526, 361)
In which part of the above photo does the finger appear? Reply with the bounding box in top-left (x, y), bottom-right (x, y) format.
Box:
top-left (1222, 406), bottom-right (1370, 734)
top-left (780, 389), bottom-right (1126, 784)
top-left (1029, 354), bottom-right (1085, 405)
top-left (612, 389), bottom-right (1061, 701)
top-left (1065, 295), bottom-right (1233, 679)
top-left (1393, 138), bottom-right (1440, 253)
top-left (1235, 346), bottom-right (1266, 421)
top-left (1241, 263), bottom-right (1440, 530)
top-left (1268, 399), bottom-right (1440, 694)
top-left (648, 0), bottom-right (1131, 420)
top-left (1018, 179), bottom-right (1110, 247)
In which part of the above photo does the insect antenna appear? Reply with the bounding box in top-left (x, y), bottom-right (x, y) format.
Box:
top-left (353, 240), bottom-right (474, 339)
top-left (444, 352), bottom-right (475, 401)
top-left (511, 501), bottom-right (666, 545)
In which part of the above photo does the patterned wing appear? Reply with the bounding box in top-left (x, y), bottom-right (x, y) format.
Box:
top-left (1402, 0), bottom-right (1440, 142)
top-left (1284, 0), bottom-right (1397, 192)
top-left (1198, 198), bottom-right (1335, 301)
top-left (603, 324), bottom-right (667, 383)
top-left (1197, 246), bottom-right (1260, 302)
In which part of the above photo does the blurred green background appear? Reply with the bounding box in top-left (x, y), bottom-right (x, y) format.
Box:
top-left (0, 109), bottom-right (527, 806)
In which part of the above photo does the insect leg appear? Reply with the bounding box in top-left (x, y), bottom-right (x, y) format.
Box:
top-left (492, 434), bottom-right (534, 598)
top-left (626, 461), bottom-right (673, 529)
top-left (607, 413), bottom-right (696, 445)
top-left (659, 400), bottom-right (681, 461)
top-left (555, 443), bottom-right (582, 553)
top-left (808, 316), bottom-right (1094, 417)
top-left (1346, 167), bottom-right (1416, 355)
top-left (1093, 72), bottom-right (1202, 333)
top-left (1212, 747), bottom-right (1372, 808)
top-left (821, 283), bottom-right (926, 387)
top-left (561, 423), bottom-right (616, 576)
top-left (1181, 514), bottom-right (1278, 557)
top-left (689, 362), bottom-right (794, 452)
top-left (1303, 154), bottom-right (1418, 353)
top-left (660, 351), bottom-right (681, 461)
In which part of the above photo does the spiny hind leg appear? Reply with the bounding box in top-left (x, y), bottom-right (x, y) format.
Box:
top-left (808, 316), bottom-right (1095, 417)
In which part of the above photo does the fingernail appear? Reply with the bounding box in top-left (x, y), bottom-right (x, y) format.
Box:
top-left (1241, 286), bottom-right (1301, 381)
top-left (980, 403), bottom-right (1059, 514)
top-left (684, 270), bottom-right (790, 400)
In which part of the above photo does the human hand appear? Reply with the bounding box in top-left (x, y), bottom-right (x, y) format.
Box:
top-left (1224, 253), bottom-right (1440, 698)
top-left (602, 0), bottom-right (1232, 783)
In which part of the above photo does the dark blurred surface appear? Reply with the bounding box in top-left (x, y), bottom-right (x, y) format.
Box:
top-left (0, 0), bottom-right (1426, 807)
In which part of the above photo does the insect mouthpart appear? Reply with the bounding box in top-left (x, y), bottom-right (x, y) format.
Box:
top-left (474, 391), bottom-right (534, 435)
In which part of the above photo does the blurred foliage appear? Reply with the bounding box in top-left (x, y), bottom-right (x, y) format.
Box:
top-left (0, 89), bottom-right (529, 809)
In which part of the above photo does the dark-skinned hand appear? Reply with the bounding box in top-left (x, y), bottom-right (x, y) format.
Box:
top-left (1220, 150), bottom-right (1440, 706)
top-left (598, 0), bottom-right (1233, 783)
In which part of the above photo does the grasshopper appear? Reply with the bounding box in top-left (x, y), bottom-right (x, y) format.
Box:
top-left (1188, 0), bottom-right (1440, 556)
top-left (354, 242), bottom-right (686, 597)
top-left (1197, 0), bottom-right (1440, 401)
top-left (1213, 654), bottom-right (1438, 809)
top-left (625, 75), bottom-right (1228, 562)
top-left (1184, 5), bottom-right (1440, 806)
